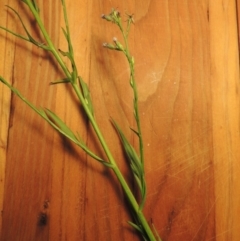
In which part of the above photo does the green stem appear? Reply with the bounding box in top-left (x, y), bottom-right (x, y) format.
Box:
top-left (122, 31), bottom-right (144, 165)
top-left (5, 2), bottom-right (159, 240)
top-left (119, 24), bottom-right (146, 209)
top-left (25, 0), bottom-right (71, 79)
top-left (72, 83), bottom-right (157, 241)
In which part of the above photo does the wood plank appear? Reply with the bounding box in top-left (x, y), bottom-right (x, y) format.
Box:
top-left (0, 0), bottom-right (240, 240)
top-left (0, 0), bottom-right (19, 235)
top-left (209, 0), bottom-right (240, 240)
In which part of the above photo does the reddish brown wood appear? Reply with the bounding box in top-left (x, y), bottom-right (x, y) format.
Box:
top-left (0, 0), bottom-right (240, 240)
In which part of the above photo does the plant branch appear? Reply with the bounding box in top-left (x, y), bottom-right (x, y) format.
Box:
top-left (0, 3), bottom-right (161, 241)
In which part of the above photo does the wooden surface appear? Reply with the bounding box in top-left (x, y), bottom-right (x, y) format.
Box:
top-left (0, 0), bottom-right (240, 240)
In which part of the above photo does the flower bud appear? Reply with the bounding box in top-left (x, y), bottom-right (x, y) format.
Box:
top-left (113, 39), bottom-right (124, 51)
top-left (102, 43), bottom-right (116, 50)
top-left (101, 14), bottom-right (113, 22)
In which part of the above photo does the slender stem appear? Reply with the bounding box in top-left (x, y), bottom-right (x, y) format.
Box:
top-left (119, 23), bottom-right (146, 208)
top-left (122, 31), bottom-right (144, 165)
top-left (72, 83), bottom-right (157, 241)
top-left (25, 0), bottom-right (71, 79)
top-left (2, 2), bottom-right (160, 240)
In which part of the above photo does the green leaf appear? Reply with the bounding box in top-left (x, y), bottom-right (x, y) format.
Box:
top-left (44, 109), bottom-right (111, 166)
top-left (1, 6), bottom-right (49, 50)
top-left (61, 27), bottom-right (69, 42)
top-left (50, 78), bottom-right (70, 85)
top-left (32, 0), bottom-right (40, 13)
top-left (130, 127), bottom-right (139, 135)
top-left (128, 221), bottom-right (148, 241)
top-left (44, 112), bottom-right (113, 167)
top-left (128, 221), bottom-right (143, 233)
top-left (58, 48), bottom-right (71, 58)
top-left (0, 77), bottom-right (109, 167)
top-left (44, 109), bottom-right (77, 141)
top-left (74, 133), bottom-right (112, 167)
top-left (78, 76), bottom-right (94, 115)
top-left (111, 120), bottom-right (146, 203)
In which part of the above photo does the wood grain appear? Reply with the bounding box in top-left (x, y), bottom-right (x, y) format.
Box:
top-left (0, 0), bottom-right (240, 240)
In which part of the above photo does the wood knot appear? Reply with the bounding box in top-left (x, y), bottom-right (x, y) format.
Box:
top-left (38, 212), bottom-right (47, 226)
top-left (37, 199), bottom-right (50, 226)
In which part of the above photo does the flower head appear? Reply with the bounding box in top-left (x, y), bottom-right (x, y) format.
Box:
top-left (101, 8), bottom-right (121, 25)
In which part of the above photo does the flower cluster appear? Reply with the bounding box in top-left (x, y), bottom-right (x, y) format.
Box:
top-left (102, 37), bottom-right (124, 51)
top-left (101, 8), bottom-right (121, 25)
top-left (101, 9), bottom-right (124, 51)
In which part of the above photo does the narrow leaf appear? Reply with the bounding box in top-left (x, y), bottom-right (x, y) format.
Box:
top-left (61, 27), bottom-right (69, 42)
top-left (5, 5), bottom-right (46, 48)
top-left (130, 127), bottom-right (139, 136)
top-left (50, 78), bottom-right (70, 85)
top-left (128, 221), bottom-right (143, 233)
top-left (0, 77), bottom-right (113, 168)
top-left (32, 0), bottom-right (40, 13)
top-left (112, 119), bottom-right (146, 202)
top-left (78, 76), bottom-right (94, 115)
top-left (128, 221), bottom-right (148, 241)
top-left (0, 26), bottom-right (29, 42)
top-left (44, 109), bottom-right (77, 141)
top-left (58, 48), bottom-right (71, 58)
